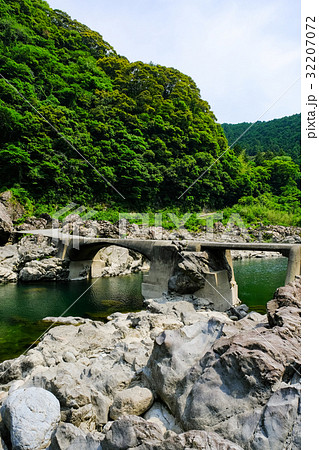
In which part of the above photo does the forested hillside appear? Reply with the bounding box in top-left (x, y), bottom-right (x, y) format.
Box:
top-left (0, 0), bottom-right (301, 225)
top-left (222, 114), bottom-right (301, 165)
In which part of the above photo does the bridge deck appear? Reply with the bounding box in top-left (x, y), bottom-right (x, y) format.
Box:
top-left (15, 229), bottom-right (298, 253)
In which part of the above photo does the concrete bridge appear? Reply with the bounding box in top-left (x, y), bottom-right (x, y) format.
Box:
top-left (16, 230), bottom-right (301, 312)
top-left (66, 239), bottom-right (301, 311)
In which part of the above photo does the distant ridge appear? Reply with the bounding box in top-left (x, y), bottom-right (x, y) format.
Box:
top-left (222, 114), bottom-right (301, 165)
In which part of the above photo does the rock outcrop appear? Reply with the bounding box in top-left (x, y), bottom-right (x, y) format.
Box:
top-left (0, 245), bottom-right (19, 283)
top-left (144, 278), bottom-right (301, 449)
top-left (95, 246), bottom-right (149, 278)
top-left (18, 258), bottom-right (69, 282)
top-left (103, 415), bottom-right (244, 449)
top-left (0, 278), bottom-right (301, 449)
top-left (49, 423), bottom-right (104, 449)
top-left (0, 235), bottom-right (68, 284)
top-left (0, 191), bottom-right (26, 246)
top-left (0, 204), bottom-right (13, 247)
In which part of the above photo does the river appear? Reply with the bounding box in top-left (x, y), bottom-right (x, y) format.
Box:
top-left (0, 257), bottom-right (287, 362)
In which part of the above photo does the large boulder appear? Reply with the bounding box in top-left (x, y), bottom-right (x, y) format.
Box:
top-left (99, 246), bottom-right (134, 277)
top-left (0, 192), bottom-right (25, 222)
top-left (95, 246), bottom-right (149, 277)
top-left (168, 249), bottom-right (233, 295)
top-left (103, 415), bottom-right (163, 449)
top-left (144, 279), bottom-right (301, 448)
top-left (49, 423), bottom-right (104, 450)
top-left (143, 317), bottom-right (227, 413)
top-left (168, 252), bottom-right (207, 294)
top-left (1, 387), bottom-right (60, 449)
top-left (0, 191), bottom-right (26, 244)
top-left (267, 277), bottom-right (301, 330)
top-left (0, 245), bottom-right (19, 283)
top-left (0, 267), bottom-right (17, 284)
top-left (0, 235), bottom-right (64, 283)
top-left (17, 235), bottom-right (57, 264)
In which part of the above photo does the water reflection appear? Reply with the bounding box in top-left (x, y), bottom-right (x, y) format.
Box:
top-left (233, 257), bottom-right (288, 314)
top-left (0, 273), bottom-right (144, 362)
top-left (0, 258), bottom-right (288, 362)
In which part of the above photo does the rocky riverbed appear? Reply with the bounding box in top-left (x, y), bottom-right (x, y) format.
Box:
top-left (0, 277), bottom-right (301, 449)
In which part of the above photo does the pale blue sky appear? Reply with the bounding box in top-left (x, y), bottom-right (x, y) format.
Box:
top-left (47, 0), bottom-right (300, 124)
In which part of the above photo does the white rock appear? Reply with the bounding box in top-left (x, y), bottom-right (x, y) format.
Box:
top-left (18, 258), bottom-right (68, 281)
top-left (0, 267), bottom-right (17, 283)
top-left (1, 387), bottom-right (60, 449)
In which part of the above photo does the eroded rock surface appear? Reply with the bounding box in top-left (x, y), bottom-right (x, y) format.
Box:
top-left (95, 246), bottom-right (149, 278)
top-left (0, 279), bottom-right (301, 449)
top-left (0, 204), bottom-right (13, 246)
top-left (0, 235), bottom-right (66, 284)
top-left (144, 278), bottom-right (301, 449)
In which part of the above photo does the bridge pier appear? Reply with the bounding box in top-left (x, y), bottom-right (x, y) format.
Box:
top-left (187, 249), bottom-right (239, 311)
top-left (68, 260), bottom-right (92, 280)
top-left (142, 245), bottom-right (239, 311)
top-left (285, 245), bottom-right (301, 284)
top-left (142, 243), bottom-right (179, 299)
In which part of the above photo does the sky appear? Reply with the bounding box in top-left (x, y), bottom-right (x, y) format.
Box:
top-left (47, 0), bottom-right (301, 124)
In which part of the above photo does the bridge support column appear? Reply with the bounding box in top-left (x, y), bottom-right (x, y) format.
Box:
top-left (91, 259), bottom-right (105, 278)
top-left (68, 260), bottom-right (92, 280)
top-left (142, 243), bottom-right (179, 299)
top-left (194, 270), bottom-right (238, 311)
top-left (142, 244), bottom-right (239, 311)
top-left (194, 249), bottom-right (239, 311)
top-left (285, 245), bottom-right (301, 284)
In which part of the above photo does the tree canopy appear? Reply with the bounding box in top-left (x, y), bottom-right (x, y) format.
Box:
top-left (0, 0), bottom-right (300, 222)
top-left (222, 114), bottom-right (301, 166)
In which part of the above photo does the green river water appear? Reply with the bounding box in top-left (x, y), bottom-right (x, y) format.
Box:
top-left (0, 257), bottom-right (287, 363)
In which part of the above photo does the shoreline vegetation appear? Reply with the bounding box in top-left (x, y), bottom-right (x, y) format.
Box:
top-left (0, 190), bottom-right (300, 285)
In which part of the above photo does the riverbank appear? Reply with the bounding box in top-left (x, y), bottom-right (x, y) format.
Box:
top-left (0, 277), bottom-right (301, 449)
top-left (0, 194), bottom-right (301, 285)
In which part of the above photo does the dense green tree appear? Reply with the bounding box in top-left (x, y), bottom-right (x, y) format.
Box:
top-left (222, 115), bottom-right (301, 165)
top-left (0, 0), bottom-right (300, 221)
